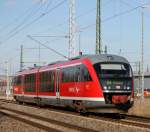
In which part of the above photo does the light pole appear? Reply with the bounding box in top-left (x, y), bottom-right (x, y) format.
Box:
top-left (78, 30), bottom-right (83, 56)
top-left (140, 2), bottom-right (150, 99)
top-left (5, 61), bottom-right (10, 100)
top-left (20, 45), bottom-right (23, 71)
top-left (141, 6), bottom-right (144, 100)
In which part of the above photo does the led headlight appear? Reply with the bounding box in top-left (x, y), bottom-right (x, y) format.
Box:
top-left (124, 86), bottom-right (127, 90)
top-left (108, 86), bottom-right (111, 89)
top-left (127, 86), bottom-right (130, 90)
top-left (104, 86), bottom-right (107, 90)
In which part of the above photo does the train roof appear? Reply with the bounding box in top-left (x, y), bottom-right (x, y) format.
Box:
top-left (71, 54), bottom-right (129, 64)
top-left (16, 54), bottom-right (129, 75)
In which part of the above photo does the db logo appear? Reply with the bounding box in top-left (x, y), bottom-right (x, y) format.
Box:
top-left (69, 87), bottom-right (80, 93)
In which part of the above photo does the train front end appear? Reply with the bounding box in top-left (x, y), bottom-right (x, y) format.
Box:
top-left (93, 55), bottom-right (134, 110)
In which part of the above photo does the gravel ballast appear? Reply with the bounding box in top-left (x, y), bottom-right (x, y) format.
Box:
top-left (0, 102), bottom-right (150, 132)
top-left (0, 113), bottom-right (46, 132)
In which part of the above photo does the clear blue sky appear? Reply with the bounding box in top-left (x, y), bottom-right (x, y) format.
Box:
top-left (0, 0), bottom-right (150, 74)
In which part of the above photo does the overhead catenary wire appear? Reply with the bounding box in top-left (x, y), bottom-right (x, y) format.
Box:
top-left (0, 0), bottom-right (47, 33)
top-left (2, 0), bottom-right (149, 66)
top-left (35, 7), bottom-right (97, 35)
top-left (44, 0), bottom-right (54, 12)
top-left (38, 0), bottom-right (113, 34)
top-left (79, 1), bottom-right (150, 31)
top-left (3, 35), bottom-right (62, 65)
top-left (119, 0), bottom-right (134, 8)
top-left (0, 0), bottom-right (67, 46)
top-left (0, 1), bottom-right (96, 63)
top-left (30, 35), bottom-right (69, 38)
top-left (120, 0), bottom-right (150, 19)
top-left (6, 2), bottom-right (46, 37)
top-left (27, 35), bottom-right (69, 59)
top-left (17, 1), bottom-right (150, 53)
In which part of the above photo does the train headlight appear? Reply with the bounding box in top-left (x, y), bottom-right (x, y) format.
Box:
top-left (127, 86), bottom-right (130, 90)
top-left (108, 86), bottom-right (111, 89)
top-left (104, 86), bottom-right (107, 90)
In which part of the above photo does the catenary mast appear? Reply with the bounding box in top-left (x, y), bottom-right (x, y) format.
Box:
top-left (69, 0), bottom-right (76, 58)
top-left (96, 0), bottom-right (102, 54)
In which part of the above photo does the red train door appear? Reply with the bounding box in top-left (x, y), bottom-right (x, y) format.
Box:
top-left (56, 69), bottom-right (60, 100)
top-left (22, 75), bottom-right (24, 98)
top-left (36, 71), bottom-right (39, 97)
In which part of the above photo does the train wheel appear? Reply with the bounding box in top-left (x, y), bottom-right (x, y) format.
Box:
top-left (36, 98), bottom-right (44, 108)
top-left (17, 100), bottom-right (23, 105)
top-left (73, 100), bottom-right (87, 114)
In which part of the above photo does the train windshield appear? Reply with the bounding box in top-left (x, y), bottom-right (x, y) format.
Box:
top-left (94, 63), bottom-right (133, 91)
top-left (94, 63), bottom-right (132, 78)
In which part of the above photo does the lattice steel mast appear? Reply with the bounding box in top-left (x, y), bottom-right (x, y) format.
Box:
top-left (69, 0), bottom-right (76, 58)
top-left (96, 0), bottom-right (102, 54)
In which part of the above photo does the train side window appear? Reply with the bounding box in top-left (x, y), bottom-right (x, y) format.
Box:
top-left (49, 71), bottom-right (55, 92)
top-left (39, 70), bottom-right (55, 92)
top-left (62, 66), bottom-right (76, 83)
top-left (79, 64), bottom-right (92, 82)
top-left (62, 64), bottom-right (92, 83)
top-left (24, 74), bottom-right (36, 92)
top-left (13, 76), bottom-right (22, 85)
top-left (75, 65), bottom-right (81, 82)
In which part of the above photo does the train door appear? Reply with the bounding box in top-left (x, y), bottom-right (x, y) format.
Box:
top-left (56, 69), bottom-right (61, 101)
top-left (22, 75), bottom-right (24, 97)
top-left (36, 72), bottom-right (39, 97)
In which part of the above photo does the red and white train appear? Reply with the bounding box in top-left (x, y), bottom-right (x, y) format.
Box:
top-left (13, 54), bottom-right (134, 113)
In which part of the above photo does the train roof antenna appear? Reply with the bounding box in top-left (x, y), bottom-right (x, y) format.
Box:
top-left (27, 35), bottom-right (69, 60)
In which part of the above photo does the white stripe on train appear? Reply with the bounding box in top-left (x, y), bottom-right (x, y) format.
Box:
top-left (14, 94), bottom-right (105, 101)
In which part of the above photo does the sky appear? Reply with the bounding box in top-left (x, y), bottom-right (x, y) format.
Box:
top-left (0, 0), bottom-right (150, 75)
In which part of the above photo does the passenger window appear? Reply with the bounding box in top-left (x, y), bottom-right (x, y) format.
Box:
top-left (39, 71), bottom-right (55, 92)
top-left (24, 74), bottom-right (36, 92)
top-left (13, 76), bottom-right (22, 85)
top-left (62, 64), bottom-right (92, 83)
top-left (79, 64), bottom-right (92, 82)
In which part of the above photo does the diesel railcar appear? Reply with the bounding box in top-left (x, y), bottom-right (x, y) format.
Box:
top-left (13, 54), bottom-right (134, 113)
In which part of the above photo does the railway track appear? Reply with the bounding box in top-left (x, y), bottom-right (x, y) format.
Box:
top-left (89, 113), bottom-right (150, 129)
top-left (122, 114), bottom-right (150, 125)
top-left (120, 118), bottom-right (150, 129)
top-left (0, 106), bottom-right (95, 132)
top-left (0, 98), bottom-right (150, 131)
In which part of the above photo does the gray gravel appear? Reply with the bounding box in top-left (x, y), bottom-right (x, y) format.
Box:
top-left (0, 113), bottom-right (46, 132)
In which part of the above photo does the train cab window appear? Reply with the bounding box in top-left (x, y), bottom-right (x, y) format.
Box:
top-left (94, 63), bottom-right (133, 91)
top-left (94, 63), bottom-right (132, 78)
top-left (24, 74), bottom-right (36, 92)
top-left (39, 71), bottom-right (55, 92)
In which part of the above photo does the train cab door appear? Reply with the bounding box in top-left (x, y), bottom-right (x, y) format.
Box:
top-left (56, 68), bottom-right (61, 103)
